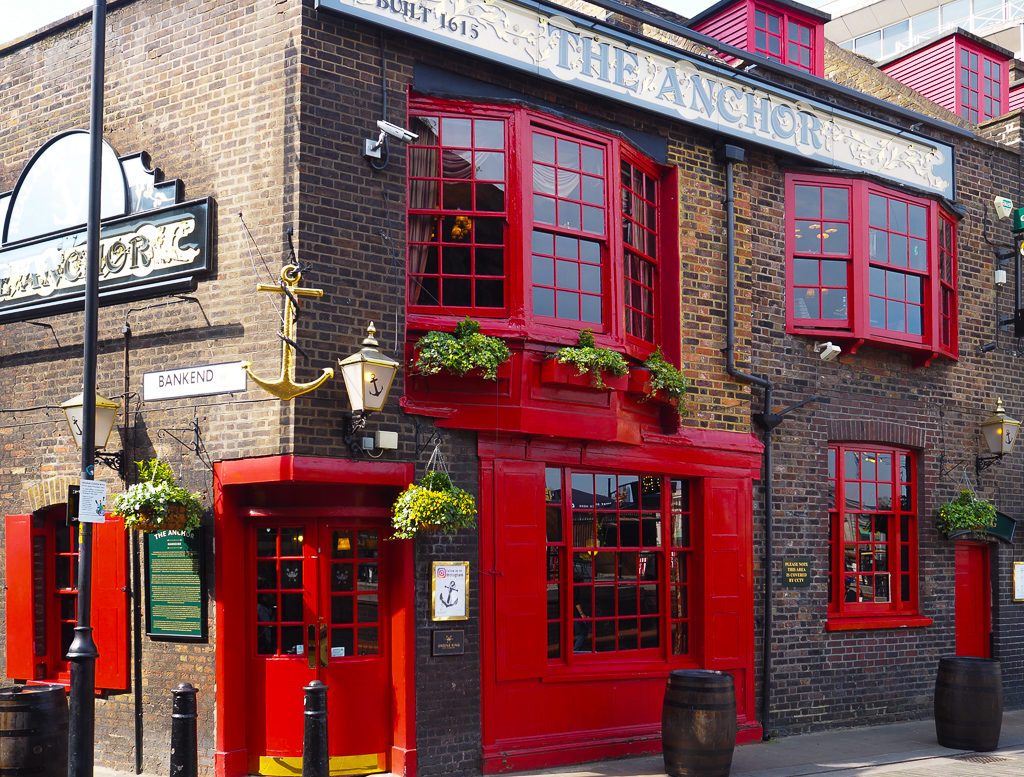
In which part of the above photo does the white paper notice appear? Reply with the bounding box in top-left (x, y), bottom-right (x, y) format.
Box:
top-left (78, 479), bottom-right (108, 523)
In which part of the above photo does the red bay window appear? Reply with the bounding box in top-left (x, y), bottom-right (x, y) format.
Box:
top-left (786, 173), bottom-right (958, 362)
top-left (407, 98), bottom-right (674, 359)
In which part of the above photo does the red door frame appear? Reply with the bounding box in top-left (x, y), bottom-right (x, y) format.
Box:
top-left (954, 542), bottom-right (991, 658)
top-left (214, 455), bottom-right (416, 777)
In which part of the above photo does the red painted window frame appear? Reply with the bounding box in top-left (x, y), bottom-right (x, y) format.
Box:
top-left (406, 96), bottom-right (677, 362)
top-left (785, 173), bottom-right (959, 363)
top-left (5, 510), bottom-right (128, 690)
top-left (542, 468), bottom-right (694, 665)
top-left (750, 2), bottom-right (821, 74)
top-left (957, 40), bottom-right (1006, 122)
top-left (825, 444), bottom-right (932, 631)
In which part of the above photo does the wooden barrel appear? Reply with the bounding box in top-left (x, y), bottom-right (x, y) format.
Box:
top-left (934, 656), bottom-right (1002, 752)
top-left (0, 685), bottom-right (68, 777)
top-left (662, 670), bottom-right (737, 777)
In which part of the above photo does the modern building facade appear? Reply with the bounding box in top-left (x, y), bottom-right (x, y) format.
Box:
top-left (2, 1), bottom-right (1024, 776)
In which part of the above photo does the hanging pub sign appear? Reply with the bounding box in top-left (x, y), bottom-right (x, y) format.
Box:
top-left (316, 0), bottom-right (954, 199)
top-left (145, 528), bottom-right (207, 640)
top-left (0, 130), bottom-right (214, 323)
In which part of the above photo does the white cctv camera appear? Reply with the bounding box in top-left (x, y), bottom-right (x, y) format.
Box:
top-left (376, 120), bottom-right (418, 143)
top-left (814, 341), bottom-right (842, 362)
top-left (364, 120), bottom-right (419, 159)
top-left (994, 196), bottom-right (1014, 220)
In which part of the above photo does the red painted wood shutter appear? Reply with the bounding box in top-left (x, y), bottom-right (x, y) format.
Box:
top-left (701, 478), bottom-right (753, 717)
top-left (493, 460), bottom-right (546, 682)
top-left (93, 514), bottom-right (128, 690)
top-left (5, 515), bottom-right (37, 680)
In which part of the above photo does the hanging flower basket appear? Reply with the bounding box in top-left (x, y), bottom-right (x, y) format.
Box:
top-left (112, 459), bottom-right (204, 533)
top-left (391, 470), bottom-right (477, 539)
top-left (937, 490), bottom-right (996, 536)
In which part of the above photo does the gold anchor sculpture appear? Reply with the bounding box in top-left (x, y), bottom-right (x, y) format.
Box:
top-left (242, 264), bottom-right (334, 401)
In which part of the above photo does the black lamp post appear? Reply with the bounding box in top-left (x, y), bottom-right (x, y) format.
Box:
top-left (69, 3), bottom-right (106, 777)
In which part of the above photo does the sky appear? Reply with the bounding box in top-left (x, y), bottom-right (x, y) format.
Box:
top-left (1, 0), bottom-right (831, 48)
top-left (2, 1), bottom-right (90, 46)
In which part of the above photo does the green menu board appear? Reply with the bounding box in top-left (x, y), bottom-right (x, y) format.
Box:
top-left (145, 529), bottom-right (206, 640)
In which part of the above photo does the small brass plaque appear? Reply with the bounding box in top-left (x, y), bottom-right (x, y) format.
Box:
top-left (432, 629), bottom-right (465, 656)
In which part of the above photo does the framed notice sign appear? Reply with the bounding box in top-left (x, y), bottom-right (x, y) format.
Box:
top-left (145, 529), bottom-right (206, 640)
top-left (431, 561), bottom-right (469, 621)
top-left (1014, 562), bottom-right (1024, 602)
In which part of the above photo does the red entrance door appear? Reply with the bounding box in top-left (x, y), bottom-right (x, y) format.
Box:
top-left (954, 542), bottom-right (991, 658)
top-left (246, 520), bottom-right (390, 775)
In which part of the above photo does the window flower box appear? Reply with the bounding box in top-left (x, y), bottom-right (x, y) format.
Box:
top-left (540, 358), bottom-right (628, 392)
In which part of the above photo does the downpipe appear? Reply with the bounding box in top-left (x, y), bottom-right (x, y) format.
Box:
top-left (716, 142), bottom-right (820, 741)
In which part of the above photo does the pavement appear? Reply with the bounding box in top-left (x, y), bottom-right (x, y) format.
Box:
top-left (93, 707), bottom-right (1024, 777)
top-left (510, 708), bottom-right (1024, 777)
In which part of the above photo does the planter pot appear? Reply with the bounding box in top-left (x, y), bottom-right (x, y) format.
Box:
top-left (627, 367), bottom-right (651, 395)
top-left (934, 656), bottom-right (1002, 751)
top-left (540, 359), bottom-right (628, 391)
top-left (662, 669), bottom-right (736, 777)
top-left (133, 503), bottom-right (191, 533)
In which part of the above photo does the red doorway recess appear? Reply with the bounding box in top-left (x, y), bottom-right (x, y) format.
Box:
top-left (954, 542), bottom-right (991, 658)
top-left (214, 456), bottom-right (415, 777)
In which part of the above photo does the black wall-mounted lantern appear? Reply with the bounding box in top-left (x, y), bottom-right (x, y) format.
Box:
top-left (976, 398), bottom-right (1020, 478)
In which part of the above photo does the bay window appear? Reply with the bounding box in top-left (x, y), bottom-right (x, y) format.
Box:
top-left (786, 173), bottom-right (958, 361)
top-left (407, 98), bottom-right (673, 357)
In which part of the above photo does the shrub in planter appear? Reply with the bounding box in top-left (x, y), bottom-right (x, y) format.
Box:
top-left (553, 329), bottom-right (628, 389)
top-left (111, 458), bottom-right (204, 533)
top-left (937, 490), bottom-right (996, 535)
top-left (391, 471), bottom-right (477, 539)
top-left (640, 347), bottom-right (691, 417)
top-left (412, 318), bottom-right (510, 380)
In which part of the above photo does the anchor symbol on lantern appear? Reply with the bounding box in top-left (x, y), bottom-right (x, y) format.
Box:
top-left (242, 264), bottom-right (334, 401)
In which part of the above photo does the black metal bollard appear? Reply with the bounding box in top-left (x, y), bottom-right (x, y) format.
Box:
top-left (302, 681), bottom-right (329, 777)
top-left (169, 683), bottom-right (198, 777)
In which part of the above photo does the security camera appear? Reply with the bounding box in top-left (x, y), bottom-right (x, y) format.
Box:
top-left (376, 120), bottom-right (418, 143)
top-left (814, 341), bottom-right (842, 362)
top-left (994, 196), bottom-right (1013, 220)
top-left (364, 120), bottom-right (419, 160)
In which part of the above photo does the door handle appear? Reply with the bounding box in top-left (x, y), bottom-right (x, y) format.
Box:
top-left (307, 624), bottom-right (316, 669)
top-left (318, 623), bottom-right (329, 667)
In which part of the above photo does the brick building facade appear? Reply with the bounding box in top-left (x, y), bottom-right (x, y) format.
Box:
top-left (1, 0), bottom-right (1022, 775)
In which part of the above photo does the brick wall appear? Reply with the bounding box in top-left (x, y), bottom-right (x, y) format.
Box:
top-left (0, 0), bottom-right (302, 772)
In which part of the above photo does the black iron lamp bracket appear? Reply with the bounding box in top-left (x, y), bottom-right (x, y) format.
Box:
top-left (94, 450), bottom-right (125, 480)
top-left (976, 453), bottom-right (1004, 480)
top-left (342, 411), bottom-right (367, 457)
top-left (158, 414), bottom-right (202, 455)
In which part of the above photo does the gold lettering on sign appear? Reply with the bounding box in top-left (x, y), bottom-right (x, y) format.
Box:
top-left (0, 217), bottom-right (200, 302)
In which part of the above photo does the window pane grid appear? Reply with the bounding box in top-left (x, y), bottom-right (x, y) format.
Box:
top-left (668, 479), bottom-right (691, 656)
top-left (547, 469), bottom-right (683, 659)
top-left (960, 49), bottom-right (981, 122)
top-left (532, 129), bottom-right (608, 326)
top-left (867, 192), bottom-right (927, 338)
top-left (830, 445), bottom-right (917, 617)
top-left (54, 523), bottom-right (79, 660)
top-left (329, 530), bottom-right (380, 657)
top-left (254, 527), bottom-right (305, 657)
top-left (938, 216), bottom-right (957, 348)
top-left (792, 184), bottom-right (851, 323)
top-left (754, 9), bottom-right (784, 59)
top-left (622, 160), bottom-right (658, 343)
top-left (408, 113), bottom-right (508, 311)
top-left (786, 20), bottom-right (814, 71)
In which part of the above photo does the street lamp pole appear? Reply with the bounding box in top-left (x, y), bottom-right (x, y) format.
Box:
top-left (68, 3), bottom-right (106, 777)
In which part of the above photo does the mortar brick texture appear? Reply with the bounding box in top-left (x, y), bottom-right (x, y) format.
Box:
top-left (3, 0), bottom-right (1024, 772)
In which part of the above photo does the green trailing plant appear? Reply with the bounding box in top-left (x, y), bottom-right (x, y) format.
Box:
top-left (412, 318), bottom-right (511, 380)
top-left (553, 329), bottom-right (628, 389)
top-left (641, 347), bottom-right (691, 417)
top-left (391, 470), bottom-right (477, 539)
top-left (936, 490), bottom-right (996, 535)
top-left (111, 458), bottom-right (204, 533)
